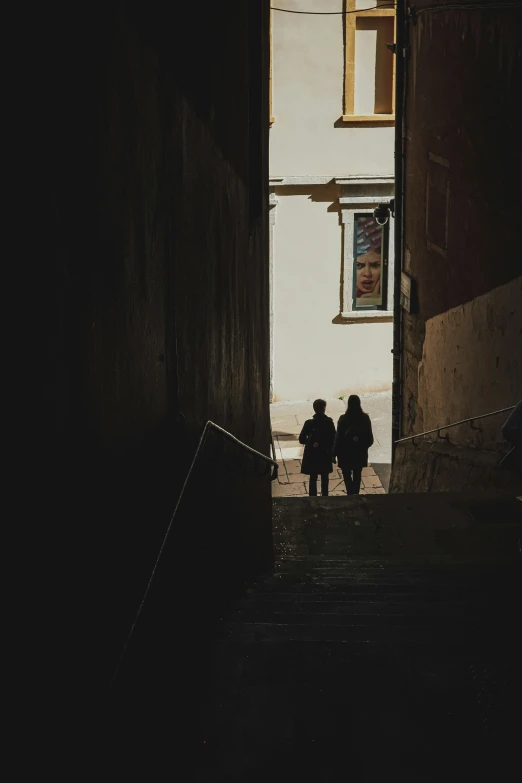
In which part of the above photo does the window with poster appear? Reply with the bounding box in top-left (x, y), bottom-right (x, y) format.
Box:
top-left (352, 213), bottom-right (389, 310)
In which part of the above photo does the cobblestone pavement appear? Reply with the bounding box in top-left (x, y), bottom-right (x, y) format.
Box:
top-left (271, 392), bottom-right (392, 497)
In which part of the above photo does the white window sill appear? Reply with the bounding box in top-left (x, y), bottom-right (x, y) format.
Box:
top-left (340, 310), bottom-right (394, 323)
top-left (341, 114), bottom-right (395, 125)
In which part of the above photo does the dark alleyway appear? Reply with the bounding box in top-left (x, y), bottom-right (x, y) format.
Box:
top-left (18, 1), bottom-right (522, 771)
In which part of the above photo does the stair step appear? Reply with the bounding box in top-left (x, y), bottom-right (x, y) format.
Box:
top-left (246, 582), bottom-right (506, 596)
top-left (236, 598), bottom-right (499, 614)
top-left (217, 621), bottom-right (516, 645)
top-left (270, 572), bottom-right (497, 585)
top-left (196, 493), bottom-right (522, 776)
top-left (231, 610), bottom-right (490, 627)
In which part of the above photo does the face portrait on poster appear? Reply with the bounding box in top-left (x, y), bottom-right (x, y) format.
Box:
top-left (354, 215), bottom-right (383, 308)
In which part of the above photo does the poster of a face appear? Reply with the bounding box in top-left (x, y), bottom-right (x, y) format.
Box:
top-left (355, 215), bottom-right (383, 307)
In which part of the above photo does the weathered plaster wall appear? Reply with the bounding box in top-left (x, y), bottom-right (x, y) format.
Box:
top-left (272, 186), bottom-right (393, 400)
top-left (26, 1), bottom-right (270, 682)
top-left (416, 278), bottom-right (522, 451)
top-left (393, 3), bottom-right (522, 492)
top-left (391, 440), bottom-right (522, 495)
top-left (403, 5), bottom-right (521, 322)
top-left (269, 0), bottom-right (395, 400)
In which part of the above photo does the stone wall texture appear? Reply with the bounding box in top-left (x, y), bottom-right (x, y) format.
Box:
top-left (392, 3), bottom-right (522, 493)
top-left (24, 1), bottom-right (271, 683)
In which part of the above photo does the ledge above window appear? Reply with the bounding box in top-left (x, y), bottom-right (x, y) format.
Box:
top-left (341, 114), bottom-right (395, 125)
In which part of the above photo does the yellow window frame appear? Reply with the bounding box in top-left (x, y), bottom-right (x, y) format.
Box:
top-left (343, 1), bottom-right (396, 124)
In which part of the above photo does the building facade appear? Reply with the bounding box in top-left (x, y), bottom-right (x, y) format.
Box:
top-left (269, 0), bottom-right (396, 401)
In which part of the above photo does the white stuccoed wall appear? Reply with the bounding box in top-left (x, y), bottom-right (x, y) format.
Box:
top-left (270, 0), bottom-right (394, 401)
top-left (270, 0), bottom-right (394, 176)
top-left (272, 186), bottom-right (393, 401)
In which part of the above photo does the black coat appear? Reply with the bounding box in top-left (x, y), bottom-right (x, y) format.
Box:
top-left (299, 414), bottom-right (336, 475)
top-left (333, 412), bottom-right (374, 469)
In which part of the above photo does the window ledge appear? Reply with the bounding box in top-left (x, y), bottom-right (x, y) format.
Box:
top-left (339, 310), bottom-right (394, 324)
top-left (341, 114), bottom-right (395, 125)
top-left (357, 8), bottom-right (395, 17)
top-left (269, 116), bottom-right (275, 127)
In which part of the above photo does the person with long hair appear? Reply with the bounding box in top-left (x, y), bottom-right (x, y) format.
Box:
top-left (355, 216), bottom-right (382, 303)
top-left (333, 395), bottom-right (374, 495)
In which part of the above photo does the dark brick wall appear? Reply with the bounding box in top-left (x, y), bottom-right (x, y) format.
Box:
top-left (403, 1), bottom-right (522, 322)
top-left (393, 2), bottom-right (522, 491)
top-left (22, 1), bottom-right (270, 684)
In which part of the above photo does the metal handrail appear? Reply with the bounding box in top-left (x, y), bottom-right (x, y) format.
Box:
top-left (203, 421), bottom-right (279, 480)
top-left (270, 427), bottom-right (278, 464)
top-left (109, 420), bottom-right (277, 688)
top-left (395, 405), bottom-right (515, 445)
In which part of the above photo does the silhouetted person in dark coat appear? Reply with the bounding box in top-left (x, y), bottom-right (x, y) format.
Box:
top-left (299, 399), bottom-right (336, 496)
top-left (334, 395), bottom-right (374, 495)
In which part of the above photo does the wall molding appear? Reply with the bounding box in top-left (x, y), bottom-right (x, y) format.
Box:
top-left (340, 196), bottom-right (393, 206)
top-left (270, 176), bottom-right (334, 187)
top-left (336, 176), bottom-right (394, 186)
top-left (269, 174), bottom-right (394, 188)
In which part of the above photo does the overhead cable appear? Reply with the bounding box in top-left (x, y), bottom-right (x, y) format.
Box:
top-left (271, 4), bottom-right (395, 15)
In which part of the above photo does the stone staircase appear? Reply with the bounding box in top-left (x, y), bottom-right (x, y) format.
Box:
top-left (197, 493), bottom-right (522, 781)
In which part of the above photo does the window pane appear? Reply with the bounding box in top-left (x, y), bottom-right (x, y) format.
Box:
top-left (354, 215), bottom-right (384, 309)
top-left (355, 17), bottom-right (394, 115)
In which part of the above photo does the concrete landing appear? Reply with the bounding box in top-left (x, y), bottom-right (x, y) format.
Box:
top-left (273, 492), bottom-right (522, 562)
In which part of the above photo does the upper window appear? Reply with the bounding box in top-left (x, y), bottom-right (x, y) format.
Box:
top-left (343, 0), bottom-right (396, 124)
